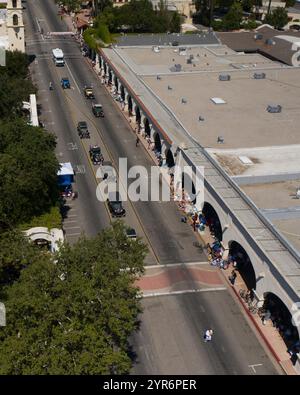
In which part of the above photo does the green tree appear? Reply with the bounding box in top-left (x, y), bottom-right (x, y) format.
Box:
top-left (265, 7), bottom-right (289, 29)
top-left (285, 0), bottom-right (295, 8)
top-left (223, 1), bottom-right (243, 30)
top-left (55, 0), bottom-right (81, 12)
top-left (0, 230), bottom-right (42, 287)
top-left (0, 222), bottom-right (147, 374)
top-left (0, 119), bottom-right (59, 230)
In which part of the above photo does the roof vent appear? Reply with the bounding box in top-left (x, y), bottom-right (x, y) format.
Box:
top-left (157, 75), bottom-right (162, 80)
top-left (181, 98), bottom-right (187, 104)
top-left (168, 85), bottom-right (172, 90)
top-left (267, 104), bottom-right (282, 113)
top-left (219, 74), bottom-right (231, 81)
top-left (253, 72), bottom-right (266, 79)
top-left (265, 38), bottom-right (275, 45)
top-left (217, 136), bottom-right (224, 144)
top-left (254, 33), bottom-right (263, 40)
top-left (198, 116), bottom-right (205, 121)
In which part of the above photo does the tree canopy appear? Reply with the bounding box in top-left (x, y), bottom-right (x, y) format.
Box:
top-left (0, 222), bottom-right (147, 374)
top-left (265, 7), bottom-right (289, 29)
top-left (0, 51), bottom-right (36, 119)
top-left (0, 118), bottom-right (59, 230)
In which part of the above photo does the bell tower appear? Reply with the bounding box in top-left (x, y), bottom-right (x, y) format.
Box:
top-left (6, 0), bottom-right (25, 53)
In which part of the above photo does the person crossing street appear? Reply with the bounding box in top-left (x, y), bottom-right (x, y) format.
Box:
top-left (204, 329), bottom-right (213, 342)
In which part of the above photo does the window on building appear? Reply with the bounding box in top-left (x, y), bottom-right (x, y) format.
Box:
top-left (13, 14), bottom-right (18, 26)
top-left (12, 0), bottom-right (17, 8)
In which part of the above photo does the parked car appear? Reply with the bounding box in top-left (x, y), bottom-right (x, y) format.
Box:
top-left (92, 102), bottom-right (104, 117)
top-left (84, 86), bottom-right (95, 99)
top-left (61, 77), bottom-right (70, 89)
top-left (77, 121), bottom-right (90, 139)
top-left (107, 192), bottom-right (126, 218)
top-left (89, 145), bottom-right (104, 165)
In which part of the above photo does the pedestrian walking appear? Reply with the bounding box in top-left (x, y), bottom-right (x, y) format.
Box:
top-left (204, 329), bottom-right (213, 342)
top-left (135, 136), bottom-right (140, 147)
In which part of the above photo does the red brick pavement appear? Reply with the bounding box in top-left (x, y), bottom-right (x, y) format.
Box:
top-left (136, 265), bottom-right (223, 292)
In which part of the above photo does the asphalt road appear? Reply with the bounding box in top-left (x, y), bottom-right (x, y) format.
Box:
top-left (24, 0), bottom-right (281, 375)
top-left (132, 291), bottom-right (279, 375)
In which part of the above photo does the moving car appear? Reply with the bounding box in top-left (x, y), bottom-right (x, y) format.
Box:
top-left (61, 77), bottom-right (70, 89)
top-left (125, 227), bottom-right (137, 240)
top-left (77, 121), bottom-right (90, 139)
top-left (89, 145), bottom-right (104, 165)
top-left (107, 192), bottom-right (126, 218)
top-left (84, 86), bottom-right (95, 99)
top-left (92, 103), bottom-right (104, 117)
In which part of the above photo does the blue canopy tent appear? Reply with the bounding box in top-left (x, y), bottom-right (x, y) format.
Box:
top-left (57, 162), bottom-right (74, 188)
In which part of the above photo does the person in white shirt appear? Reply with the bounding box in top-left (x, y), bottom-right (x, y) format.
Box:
top-left (204, 329), bottom-right (213, 342)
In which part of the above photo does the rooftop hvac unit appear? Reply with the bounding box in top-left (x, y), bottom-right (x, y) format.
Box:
top-left (219, 74), bottom-right (231, 81)
top-left (267, 104), bottom-right (282, 113)
top-left (254, 33), bottom-right (263, 41)
top-left (253, 72), bottom-right (266, 79)
top-left (265, 38), bottom-right (275, 45)
top-left (187, 58), bottom-right (192, 64)
top-left (157, 75), bottom-right (162, 80)
top-left (174, 63), bottom-right (182, 71)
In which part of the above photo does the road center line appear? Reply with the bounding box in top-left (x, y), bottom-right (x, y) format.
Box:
top-left (65, 61), bottom-right (81, 94)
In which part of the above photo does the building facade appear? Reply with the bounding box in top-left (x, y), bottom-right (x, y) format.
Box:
top-left (0, 0), bottom-right (25, 52)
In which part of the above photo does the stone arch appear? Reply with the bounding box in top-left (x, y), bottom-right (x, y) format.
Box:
top-left (263, 292), bottom-right (300, 353)
top-left (120, 85), bottom-right (125, 101)
top-left (165, 148), bottom-right (175, 168)
top-left (13, 14), bottom-right (18, 26)
top-left (228, 241), bottom-right (256, 290)
top-left (154, 131), bottom-right (162, 153)
top-left (135, 106), bottom-right (141, 124)
top-left (127, 95), bottom-right (133, 114)
top-left (202, 202), bottom-right (223, 242)
top-left (182, 172), bottom-right (196, 205)
top-left (108, 69), bottom-right (112, 83)
top-left (144, 118), bottom-right (151, 137)
top-left (114, 75), bottom-right (118, 91)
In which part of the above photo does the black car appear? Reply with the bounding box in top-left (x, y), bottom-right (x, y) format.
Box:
top-left (125, 227), bottom-right (137, 240)
top-left (89, 145), bottom-right (104, 165)
top-left (92, 103), bottom-right (104, 117)
top-left (107, 192), bottom-right (126, 218)
top-left (77, 121), bottom-right (90, 138)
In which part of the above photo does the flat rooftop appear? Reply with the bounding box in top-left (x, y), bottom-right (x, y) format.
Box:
top-left (241, 181), bottom-right (300, 253)
top-left (113, 45), bottom-right (300, 149)
top-left (141, 67), bottom-right (300, 149)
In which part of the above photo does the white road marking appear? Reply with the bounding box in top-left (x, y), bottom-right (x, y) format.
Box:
top-left (64, 226), bottom-right (81, 230)
top-left (145, 261), bottom-right (208, 269)
top-left (63, 220), bottom-right (78, 224)
top-left (142, 287), bottom-right (226, 298)
top-left (67, 232), bottom-right (81, 236)
top-left (248, 363), bottom-right (263, 373)
top-left (66, 214), bottom-right (78, 218)
top-left (65, 61), bottom-right (81, 94)
top-left (67, 142), bottom-right (78, 150)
